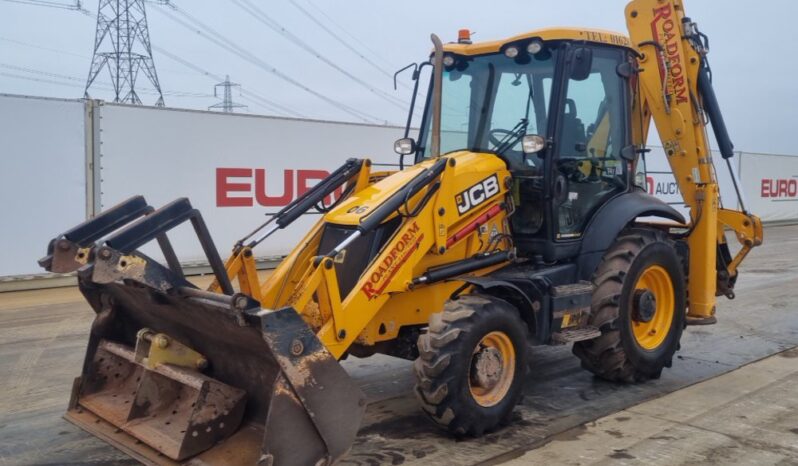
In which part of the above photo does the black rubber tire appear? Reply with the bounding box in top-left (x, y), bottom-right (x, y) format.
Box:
top-left (573, 227), bottom-right (686, 383)
top-left (414, 294), bottom-right (528, 436)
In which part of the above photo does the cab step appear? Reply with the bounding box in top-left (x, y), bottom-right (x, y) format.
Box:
top-left (552, 326), bottom-right (601, 344)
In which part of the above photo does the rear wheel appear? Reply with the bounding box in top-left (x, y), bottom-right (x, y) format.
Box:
top-left (414, 294), bottom-right (528, 436)
top-left (573, 227), bottom-right (685, 382)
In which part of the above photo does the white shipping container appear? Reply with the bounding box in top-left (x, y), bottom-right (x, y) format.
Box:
top-left (642, 146), bottom-right (740, 221)
top-left (2, 93), bottom-right (795, 282)
top-left (96, 104), bottom-right (405, 264)
top-left (739, 152), bottom-right (798, 223)
top-left (0, 94), bottom-right (88, 277)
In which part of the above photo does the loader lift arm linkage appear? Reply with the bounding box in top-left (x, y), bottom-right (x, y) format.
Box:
top-left (39, 1), bottom-right (763, 465)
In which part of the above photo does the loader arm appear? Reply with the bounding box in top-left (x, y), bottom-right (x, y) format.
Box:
top-left (626, 0), bottom-right (762, 319)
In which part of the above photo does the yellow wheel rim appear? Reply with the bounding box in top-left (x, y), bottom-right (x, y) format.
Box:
top-left (632, 265), bottom-right (675, 350)
top-left (468, 331), bottom-right (515, 407)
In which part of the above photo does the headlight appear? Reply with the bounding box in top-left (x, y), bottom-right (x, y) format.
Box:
top-left (504, 46), bottom-right (519, 59)
top-left (527, 40), bottom-right (543, 55)
top-left (442, 54), bottom-right (455, 67)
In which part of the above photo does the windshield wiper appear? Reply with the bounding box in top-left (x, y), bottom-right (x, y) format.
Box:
top-left (495, 118), bottom-right (529, 155)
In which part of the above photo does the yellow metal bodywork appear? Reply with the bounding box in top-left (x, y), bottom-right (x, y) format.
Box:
top-left (214, 2), bottom-right (761, 360)
top-left (443, 27), bottom-right (632, 55)
top-left (216, 152), bottom-right (512, 359)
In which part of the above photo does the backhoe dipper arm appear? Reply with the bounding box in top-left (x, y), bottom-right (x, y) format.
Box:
top-left (626, 0), bottom-right (762, 320)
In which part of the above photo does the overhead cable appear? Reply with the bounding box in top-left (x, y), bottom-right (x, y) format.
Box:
top-left (232, 0), bottom-right (408, 112)
top-left (152, 2), bottom-right (385, 123)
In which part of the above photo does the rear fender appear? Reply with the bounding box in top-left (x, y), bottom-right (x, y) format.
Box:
top-left (577, 191), bottom-right (685, 280)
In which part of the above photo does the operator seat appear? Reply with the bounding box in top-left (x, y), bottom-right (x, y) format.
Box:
top-left (560, 99), bottom-right (587, 155)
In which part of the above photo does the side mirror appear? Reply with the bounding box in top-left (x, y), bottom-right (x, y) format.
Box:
top-left (522, 135), bottom-right (546, 155)
top-left (570, 47), bottom-right (593, 81)
top-left (394, 138), bottom-right (417, 156)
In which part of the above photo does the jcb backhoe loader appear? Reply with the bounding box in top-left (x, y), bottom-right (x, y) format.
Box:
top-left (40, 0), bottom-right (762, 464)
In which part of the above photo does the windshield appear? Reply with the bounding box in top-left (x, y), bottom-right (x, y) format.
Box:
top-left (418, 48), bottom-right (559, 169)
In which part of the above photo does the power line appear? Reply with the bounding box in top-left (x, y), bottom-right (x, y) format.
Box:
top-left (231, 0), bottom-right (408, 113)
top-left (152, 45), bottom-right (304, 117)
top-left (283, 0), bottom-right (423, 119)
top-left (303, 0), bottom-right (396, 71)
top-left (286, 0), bottom-right (405, 87)
top-left (0, 36), bottom-right (207, 79)
top-left (163, 2), bottom-right (383, 123)
top-left (151, 2), bottom-right (384, 123)
top-left (0, 63), bottom-right (213, 97)
top-left (0, 71), bottom-right (181, 98)
top-left (0, 36), bottom-right (90, 59)
top-left (1, 0), bottom-right (90, 14)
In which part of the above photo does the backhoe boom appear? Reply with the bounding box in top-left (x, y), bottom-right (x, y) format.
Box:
top-left (626, 0), bottom-right (762, 320)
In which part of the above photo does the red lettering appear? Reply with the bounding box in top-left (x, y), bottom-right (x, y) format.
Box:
top-left (216, 168), bottom-right (252, 207)
top-left (675, 87), bottom-right (688, 104)
top-left (297, 169), bottom-right (342, 205)
top-left (761, 179), bottom-right (798, 198)
top-left (666, 41), bottom-right (679, 58)
top-left (647, 176), bottom-right (655, 194)
top-left (778, 179), bottom-right (789, 197)
top-left (652, 4), bottom-right (672, 22)
top-left (255, 169), bottom-right (293, 207)
top-left (361, 282), bottom-right (377, 299)
top-left (297, 170), bottom-right (327, 196)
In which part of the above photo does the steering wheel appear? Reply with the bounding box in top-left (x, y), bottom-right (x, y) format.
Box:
top-left (556, 157), bottom-right (592, 182)
top-left (488, 128), bottom-right (517, 150)
top-left (557, 157), bottom-right (627, 188)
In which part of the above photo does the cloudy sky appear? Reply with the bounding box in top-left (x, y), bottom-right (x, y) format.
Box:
top-left (0, 0), bottom-right (795, 155)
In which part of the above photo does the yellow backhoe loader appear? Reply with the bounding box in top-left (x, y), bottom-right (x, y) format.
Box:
top-left (40, 0), bottom-right (762, 464)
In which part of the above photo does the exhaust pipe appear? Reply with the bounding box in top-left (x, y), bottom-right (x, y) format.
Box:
top-left (430, 33), bottom-right (444, 158)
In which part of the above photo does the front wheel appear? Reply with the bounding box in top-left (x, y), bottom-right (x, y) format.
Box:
top-left (573, 227), bottom-right (686, 382)
top-left (414, 294), bottom-right (528, 436)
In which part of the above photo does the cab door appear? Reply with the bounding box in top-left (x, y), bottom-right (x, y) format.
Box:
top-left (552, 45), bottom-right (632, 241)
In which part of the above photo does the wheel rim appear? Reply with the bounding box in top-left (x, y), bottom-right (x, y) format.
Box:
top-left (631, 265), bottom-right (675, 350)
top-left (468, 331), bottom-right (515, 407)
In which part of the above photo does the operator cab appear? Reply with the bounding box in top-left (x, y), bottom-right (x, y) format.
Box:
top-left (399, 29), bottom-right (639, 262)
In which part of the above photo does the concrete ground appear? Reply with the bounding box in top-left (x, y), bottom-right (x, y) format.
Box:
top-left (502, 348), bottom-right (798, 465)
top-left (0, 225), bottom-right (796, 465)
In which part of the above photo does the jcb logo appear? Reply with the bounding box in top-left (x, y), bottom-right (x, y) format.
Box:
top-left (455, 175), bottom-right (500, 215)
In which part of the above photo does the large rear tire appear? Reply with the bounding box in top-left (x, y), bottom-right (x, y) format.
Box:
top-left (573, 227), bottom-right (686, 382)
top-left (414, 294), bottom-right (528, 436)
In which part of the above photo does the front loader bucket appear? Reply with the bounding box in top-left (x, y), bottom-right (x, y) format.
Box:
top-left (43, 197), bottom-right (366, 465)
top-left (74, 338), bottom-right (247, 461)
